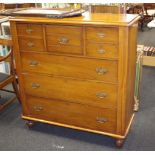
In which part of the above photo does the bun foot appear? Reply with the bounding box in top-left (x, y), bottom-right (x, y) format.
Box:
top-left (26, 121), bottom-right (34, 128)
top-left (116, 139), bottom-right (124, 147)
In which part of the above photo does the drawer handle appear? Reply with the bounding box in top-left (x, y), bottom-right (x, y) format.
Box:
top-left (58, 37), bottom-right (69, 44)
top-left (98, 49), bottom-right (105, 54)
top-left (29, 60), bottom-right (39, 66)
top-left (96, 117), bottom-right (108, 123)
top-left (33, 106), bottom-right (43, 112)
top-left (26, 29), bottom-right (33, 34)
top-left (31, 83), bottom-right (40, 89)
top-left (96, 92), bottom-right (107, 98)
top-left (97, 32), bottom-right (105, 38)
top-left (27, 42), bottom-right (34, 47)
top-left (96, 67), bottom-right (108, 75)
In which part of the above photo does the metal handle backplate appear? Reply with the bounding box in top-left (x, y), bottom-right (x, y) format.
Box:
top-left (33, 106), bottom-right (43, 112)
top-left (97, 32), bottom-right (105, 38)
top-left (29, 60), bottom-right (39, 66)
top-left (26, 29), bottom-right (33, 34)
top-left (31, 83), bottom-right (40, 89)
top-left (58, 37), bottom-right (69, 44)
top-left (98, 49), bottom-right (105, 54)
top-left (96, 67), bottom-right (108, 75)
top-left (96, 117), bottom-right (108, 123)
top-left (27, 42), bottom-right (34, 47)
top-left (96, 92), bottom-right (107, 98)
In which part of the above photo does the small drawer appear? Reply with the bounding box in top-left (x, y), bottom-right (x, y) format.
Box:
top-left (47, 34), bottom-right (82, 55)
top-left (86, 27), bottom-right (118, 43)
top-left (21, 53), bottom-right (118, 83)
top-left (46, 25), bottom-right (82, 55)
top-left (26, 96), bottom-right (117, 133)
top-left (47, 34), bottom-right (81, 46)
top-left (23, 74), bottom-right (117, 109)
top-left (17, 24), bottom-right (43, 38)
top-left (86, 43), bottom-right (118, 59)
top-left (18, 37), bottom-right (45, 52)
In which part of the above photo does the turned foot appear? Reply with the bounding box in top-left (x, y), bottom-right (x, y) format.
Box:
top-left (26, 121), bottom-right (34, 128)
top-left (116, 139), bottom-right (124, 147)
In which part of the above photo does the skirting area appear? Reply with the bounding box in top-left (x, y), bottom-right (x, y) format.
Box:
top-left (0, 28), bottom-right (155, 151)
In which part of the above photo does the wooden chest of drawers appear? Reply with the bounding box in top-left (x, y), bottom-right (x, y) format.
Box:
top-left (10, 13), bottom-right (140, 147)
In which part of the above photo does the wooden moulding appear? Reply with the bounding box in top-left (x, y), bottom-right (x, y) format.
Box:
top-left (22, 113), bottom-right (134, 140)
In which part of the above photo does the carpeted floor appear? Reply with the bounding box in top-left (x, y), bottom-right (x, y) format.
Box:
top-left (0, 28), bottom-right (155, 151)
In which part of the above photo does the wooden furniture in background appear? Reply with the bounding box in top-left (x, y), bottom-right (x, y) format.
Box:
top-left (90, 5), bottom-right (125, 13)
top-left (144, 3), bottom-right (155, 10)
top-left (0, 37), bottom-right (20, 111)
top-left (0, 3), bottom-right (35, 10)
top-left (10, 12), bottom-right (139, 147)
top-left (143, 46), bottom-right (155, 66)
top-left (127, 4), bottom-right (154, 31)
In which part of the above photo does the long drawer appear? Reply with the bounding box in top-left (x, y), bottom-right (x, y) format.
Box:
top-left (21, 53), bottom-right (118, 83)
top-left (23, 74), bottom-right (117, 109)
top-left (26, 95), bottom-right (117, 133)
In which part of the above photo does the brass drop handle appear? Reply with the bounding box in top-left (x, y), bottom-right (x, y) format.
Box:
top-left (97, 32), bottom-right (105, 38)
top-left (58, 37), bottom-right (69, 44)
top-left (96, 117), bottom-right (108, 123)
top-left (33, 106), bottom-right (43, 112)
top-left (31, 83), bottom-right (40, 89)
top-left (96, 92), bottom-right (107, 98)
top-left (96, 67), bottom-right (108, 75)
top-left (29, 60), bottom-right (39, 66)
top-left (26, 29), bottom-right (33, 34)
top-left (98, 49), bottom-right (105, 54)
top-left (27, 42), bottom-right (34, 47)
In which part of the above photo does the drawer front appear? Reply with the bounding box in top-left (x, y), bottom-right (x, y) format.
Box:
top-left (47, 34), bottom-right (81, 46)
top-left (18, 38), bottom-right (45, 52)
top-left (21, 53), bottom-right (118, 83)
top-left (86, 27), bottom-right (118, 43)
top-left (17, 24), bottom-right (43, 37)
top-left (86, 43), bottom-right (118, 59)
top-left (46, 25), bottom-right (82, 55)
top-left (46, 25), bottom-right (82, 35)
top-left (23, 74), bottom-right (117, 109)
top-left (26, 96), bottom-right (117, 133)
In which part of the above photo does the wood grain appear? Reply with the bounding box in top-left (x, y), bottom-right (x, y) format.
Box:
top-left (26, 95), bottom-right (117, 133)
top-left (23, 73), bottom-right (118, 109)
top-left (18, 37), bottom-right (45, 52)
top-left (86, 42), bottom-right (118, 59)
top-left (21, 52), bottom-right (118, 83)
top-left (17, 23), bottom-right (43, 38)
top-left (86, 27), bottom-right (118, 43)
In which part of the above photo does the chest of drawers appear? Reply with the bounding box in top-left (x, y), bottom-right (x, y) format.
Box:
top-left (10, 13), bottom-right (140, 147)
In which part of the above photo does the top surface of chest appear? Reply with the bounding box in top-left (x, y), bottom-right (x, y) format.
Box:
top-left (10, 12), bottom-right (140, 26)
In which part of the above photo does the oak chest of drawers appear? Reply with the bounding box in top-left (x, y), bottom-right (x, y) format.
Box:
top-left (10, 13), bottom-right (140, 147)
